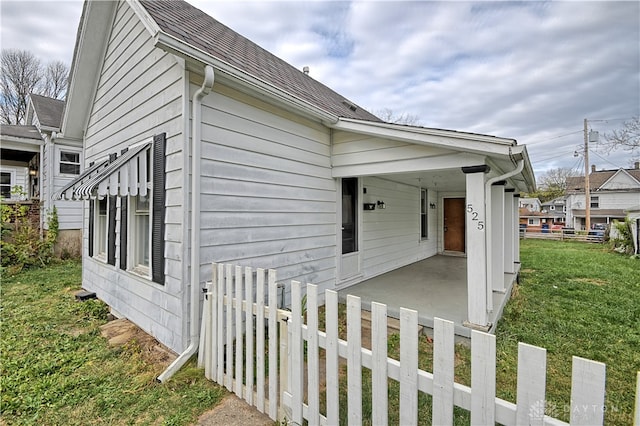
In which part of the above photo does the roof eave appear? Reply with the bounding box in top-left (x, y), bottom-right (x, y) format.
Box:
top-left (154, 31), bottom-right (339, 125)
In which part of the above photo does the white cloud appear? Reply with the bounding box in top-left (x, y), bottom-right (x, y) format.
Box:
top-left (2, 0), bottom-right (638, 175)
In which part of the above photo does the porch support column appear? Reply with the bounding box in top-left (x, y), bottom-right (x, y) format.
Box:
top-left (513, 193), bottom-right (521, 264)
top-left (462, 165), bottom-right (490, 329)
top-left (504, 189), bottom-right (516, 274)
top-left (490, 182), bottom-right (506, 293)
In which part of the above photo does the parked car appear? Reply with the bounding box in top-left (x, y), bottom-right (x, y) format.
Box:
top-left (588, 223), bottom-right (607, 240)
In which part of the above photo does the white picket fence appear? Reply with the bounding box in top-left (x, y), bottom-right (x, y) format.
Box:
top-left (198, 262), bottom-right (640, 425)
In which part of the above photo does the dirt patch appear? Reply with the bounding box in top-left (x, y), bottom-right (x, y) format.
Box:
top-left (196, 394), bottom-right (274, 426)
top-left (100, 318), bottom-right (176, 366)
top-left (571, 277), bottom-right (607, 286)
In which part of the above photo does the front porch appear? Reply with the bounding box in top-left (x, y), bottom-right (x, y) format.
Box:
top-left (338, 255), bottom-right (519, 337)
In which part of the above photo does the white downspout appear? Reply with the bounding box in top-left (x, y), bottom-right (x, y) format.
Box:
top-left (484, 158), bottom-right (524, 313)
top-left (158, 64), bottom-right (215, 383)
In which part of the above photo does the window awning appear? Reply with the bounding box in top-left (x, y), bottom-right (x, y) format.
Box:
top-left (54, 142), bottom-right (151, 200)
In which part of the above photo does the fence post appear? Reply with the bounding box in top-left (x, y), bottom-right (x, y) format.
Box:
top-left (307, 284), bottom-right (320, 426)
top-left (325, 290), bottom-right (339, 425)
top-left (371, 302), bottom-right (388, 426)
top-left (225, 263), bottom-right (233, 391)
top-left (290, 281), bottom-right (304, 425)
top-left (471, 330), bottom-right (496, 425)
top-left (255, 268), bottom-right (266, 413)
top-left (433, 317), bottom-right (455, 426)
top-left (346, 295), bottom-right (362, 426)
top-left (244, 266), bottom-right (254, 406)
top-left (268, 269), bottom-right (278, 420)
top-left (570, 356), bottom-right (606, 425)
top-left (278, 309), bottom-right (290, 422)
top-left (634, 371), bottom-right (639, 426)
top-left (235, 265), bottom-right (243, 398)
top-left (516, 343), bottom-right (546, 426)
top-left (399, 307), bottom-right (419, 425)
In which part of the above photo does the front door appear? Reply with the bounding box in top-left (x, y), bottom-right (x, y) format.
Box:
top-left (340, 177), bottom-right (360, 279)
top-left (444, 197), bottom-right (465, 252)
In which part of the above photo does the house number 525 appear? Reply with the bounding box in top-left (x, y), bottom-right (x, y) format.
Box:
top-left (466, 204), bottom-right (485, 231)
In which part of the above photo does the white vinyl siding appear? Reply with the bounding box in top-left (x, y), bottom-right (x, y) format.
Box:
top-left (360, 177), bottom-right (437, 280)
top-left (198, 84), bottom-right (335, 301)
top-left (80, 1), bottom-right (185, 352)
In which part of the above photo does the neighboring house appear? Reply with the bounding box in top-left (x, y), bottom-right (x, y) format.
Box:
top-left (0, 94), bottom-right (84, 256)
top-left (518, 197), bottom-right (542, 212)
top-left (565, 164), bottom-right (640, 230)
top-left (541, 197), bottom-right (566, 224)
top-left (625, 206), bottom-right (640, 254)
top-left (57, 0), bottom-right (536, 355)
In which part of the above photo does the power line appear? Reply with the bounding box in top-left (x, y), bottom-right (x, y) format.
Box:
top-left (588, 148), bottom-right (624, 170)
top-left (526, 130), bottom-right (583, 145)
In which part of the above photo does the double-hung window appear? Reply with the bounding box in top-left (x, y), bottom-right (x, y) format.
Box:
top-left (59, 150), bottom-right (81, 175)
top-left (131, 194), bottom-right (151, 275)
top-left (0, 172), bottom-right (12, 198)
top-left (95, 198), bottom-right (108, 258)
top-left (590, 196), bottom-right (599, 209)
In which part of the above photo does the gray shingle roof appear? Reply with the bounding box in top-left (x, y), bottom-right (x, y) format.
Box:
top-left (30, 94), bottom-right (64, 129)
top-left (566, 169), bottom-right (640, 192)
top-left (139, 0), bottom-right (381, 122)
top-left (0, 125), bottom-right (43, 141)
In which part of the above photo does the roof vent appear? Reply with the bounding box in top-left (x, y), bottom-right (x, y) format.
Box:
top-left (342, 100), bottom-right (357, 112)
top-left (303, 66), bottom-right (309, 75)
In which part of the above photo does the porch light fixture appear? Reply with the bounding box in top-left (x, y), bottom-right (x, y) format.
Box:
top-left (430, 202), bottom-right (436, 209)
top-left (376, 200), bottom-right (386, 209)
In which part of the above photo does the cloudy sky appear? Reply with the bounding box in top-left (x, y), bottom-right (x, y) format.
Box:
top-left (2, 0), bottom-right (639, 178)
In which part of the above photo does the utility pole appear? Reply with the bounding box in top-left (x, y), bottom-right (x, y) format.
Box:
top-left (584, 118), bottom-right (591, 231)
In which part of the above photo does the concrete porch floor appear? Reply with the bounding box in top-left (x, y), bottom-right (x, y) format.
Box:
top-left (337, 255), bottom-right (518, 338)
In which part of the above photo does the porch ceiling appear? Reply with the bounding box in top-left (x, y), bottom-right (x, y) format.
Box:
top-left (381, 168), bottom-right (467, 192)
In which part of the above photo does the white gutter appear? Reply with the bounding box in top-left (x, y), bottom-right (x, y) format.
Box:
top-left (484, 158), bottom-right (524, 313)
top-left (158, 64), bottom-right (215, 383)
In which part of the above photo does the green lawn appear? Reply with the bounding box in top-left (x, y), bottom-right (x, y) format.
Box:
top-left (0, 261), bottom-right (226, 425)
top-left (1, 240), bottom-right (638, 425)
top-left (495, 239), bottom-right (639, 424)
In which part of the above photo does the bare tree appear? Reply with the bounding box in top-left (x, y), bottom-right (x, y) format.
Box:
top-left (375, 108), bottom-right (421, 126)
top-left (1, 49), bottom-right (69, 125)
top-left (42, 60), bottom-right (69, 99)
top-left (527, 167), bottom-right (578, 202)
top-left (601, 117), bottom-right (640, 160)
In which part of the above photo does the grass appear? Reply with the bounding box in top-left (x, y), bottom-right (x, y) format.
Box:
top-left (318, 239), bottom-right (638, 425)
top-left (494, 239), bottom-right (639, 424)
top-left (2, 240), bottom-right (637, 425)
top-left (0, 260), bottom-right (226, 425)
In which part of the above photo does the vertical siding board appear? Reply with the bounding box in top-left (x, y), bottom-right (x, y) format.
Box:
top-left (433, 317), bottom-right (455, 426)
top-left (267, 269), bottom-right (278, 420)
top-left (570, 356), bottom-right (606, 425)
top-left (244, 266), bottom-right (254, 405)
top-left (325, 290), bottom-right (339, 425)
top-left (516, 343), bottom-right (546, 426)
top-left (216, 263), bottom-right (224, 384)
top-left (290, 281), bottom-right (304, 425)
top-left (399, 308), bottom-right (419, 426)
top-left (255, 268), bottom-right (266, 412)
top-left (307, 284), bottom-right (320, 426)
top-left (346, 295), bottom-right (362, 425)
top-left (470, 330), bottom-right (496, 425)
top-left (371, 302), bottom-right (388, 426)
top-left (235, 265), bottom-right (243, 398)
top-left (225, 264), bottom-right (233, 391)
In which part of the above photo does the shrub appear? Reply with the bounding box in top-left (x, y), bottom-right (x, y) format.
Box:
top-left (0, 194), bottom-right (59, 273)
top-left (610, 218), bottom-right (634, 255)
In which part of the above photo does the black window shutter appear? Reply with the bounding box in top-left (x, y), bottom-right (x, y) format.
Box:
top-left (120, 197), bottom-right (128, 270)
top-left (88, 200), bottom-right (94, 257)
top-left (152, 133), bottom-right (166, 284)
top-left (107, 196), bottom-right (117, 266)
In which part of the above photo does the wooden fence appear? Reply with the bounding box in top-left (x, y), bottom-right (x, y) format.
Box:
top-left (520, 229), bottom-right (605, 243)
top-left (199, 262), bottom-right (639, 425)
